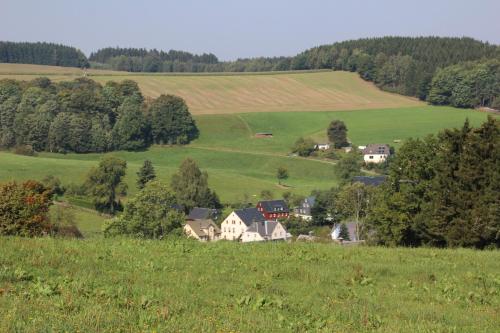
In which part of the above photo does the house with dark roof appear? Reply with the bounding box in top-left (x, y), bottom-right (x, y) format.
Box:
top-left (294, 196), bottom-right (316, 220)
top-left (352, 176), bottom-right (387, 187)
top-left (187, 207), bottom-right (219, 221)
top-left (184, 219), bottom-right (221, 242)
top-left (240, 220), bottom-right (288, 242)
top-left (362, 144), bottom-right (391, 164)
top-left (256, 200), bottom-right (289, 220)
top-left (220, 207), bottom-right (289, 242)
top-left (220, 208), bottom-right (265, 240)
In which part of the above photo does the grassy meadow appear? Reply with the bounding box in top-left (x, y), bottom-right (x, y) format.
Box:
top-left (0, 106), bottom-right (491, 203)
top-left (0, 238), bottom-right (499, 332)
top-left (0, 63), bottom-right (422, 114)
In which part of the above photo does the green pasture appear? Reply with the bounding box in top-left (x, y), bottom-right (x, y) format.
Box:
top-left (0, 238), bottom-right (498, 332)
top-left (0, 106), bottom-right (491, 203)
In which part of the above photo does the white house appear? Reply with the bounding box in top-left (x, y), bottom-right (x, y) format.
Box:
top-left (221, 208), bottom-right (289, 242)
top-left (315, 143), bottom-right (330, 150)
top-left (240, 221), bottom-right (288, 242)
top-left (362, 144), bottom-right (390, 164)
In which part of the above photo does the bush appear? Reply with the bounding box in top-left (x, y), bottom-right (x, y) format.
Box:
top-left (292, 137), bottom-right (317, 157)
top-left (13, 145), bottom-right (36, 156)
top-left (0, 180), bottom-right (53, 236)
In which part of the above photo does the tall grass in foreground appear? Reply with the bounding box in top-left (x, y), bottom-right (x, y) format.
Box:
top-left (0, 238), bottom-right (498, 332)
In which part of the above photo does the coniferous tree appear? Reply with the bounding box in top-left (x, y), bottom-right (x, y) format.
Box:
top-left (137, 160), bottom-right (156, 189)
top-left (327, 120), bottom-right (348, 148)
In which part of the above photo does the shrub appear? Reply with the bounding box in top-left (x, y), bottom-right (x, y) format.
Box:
top-left (13, 145), bottom-right (36, 156)
top-left (0, 180), bottom-right (53, 236)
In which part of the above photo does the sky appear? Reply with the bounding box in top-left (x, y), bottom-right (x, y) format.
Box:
top-left (1, 0), bottom-right (499, 60)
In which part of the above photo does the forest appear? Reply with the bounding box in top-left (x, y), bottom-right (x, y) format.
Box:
top-left (0, 78), bottom-right (198, 153)
top-left (0, 41), bottom-right (89, 68)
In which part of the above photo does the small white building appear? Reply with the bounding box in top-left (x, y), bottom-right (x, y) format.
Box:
top-left (362, 144), bottom-right (390, 164)
top-left (315, 143), bottom-right (330, 150)
top-left (240, 221), bottom-right (288, 242)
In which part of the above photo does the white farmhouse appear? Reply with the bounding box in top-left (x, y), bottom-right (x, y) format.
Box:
top-left (362, 144), bottom-right (390, 164)
top-left (240, 221), bottom-right (288, 242)
top-left (221, 208), bottom-right (288, 242)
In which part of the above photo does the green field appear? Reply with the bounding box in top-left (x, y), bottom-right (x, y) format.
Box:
top-left (0, 238), bottom-right (498, 332)
top-left (0, 63), bottom-right (422, 114)
top-left (0, 106), bottom-right (491, 202)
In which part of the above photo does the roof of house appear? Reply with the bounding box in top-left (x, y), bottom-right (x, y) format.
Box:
top-left (304, 196), bottom-right (316, 207)
top-left (185, 219), bottom-right (220, 237)
top-left (188, 207), bottom-right (217, 220)
top-left (257, 200), bottom-right (289, 213)
top-left (363, 144), bottom-right (390, 155)
top-left (352, 176), bottom-right (387, 186)
top-left (246, 221), bottom-right (279, 238)
top-left (234, 207), bottom-right (266, 226)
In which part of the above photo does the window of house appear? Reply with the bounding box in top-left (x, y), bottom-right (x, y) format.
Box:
top-left (369, 156), bottom-right (374, 159)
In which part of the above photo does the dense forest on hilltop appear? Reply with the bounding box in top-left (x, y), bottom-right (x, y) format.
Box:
top-left (0, 78), bottom-right (198, 153)
top-left (1, 37), bottom-right (499, 108)
top-left (89, 47), bottom-right (219, 72)
top-left (0, 41), bottom-right (88, 68)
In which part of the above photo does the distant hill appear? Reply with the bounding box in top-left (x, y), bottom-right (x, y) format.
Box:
top-left (0, 64), bottom-right (422, 114)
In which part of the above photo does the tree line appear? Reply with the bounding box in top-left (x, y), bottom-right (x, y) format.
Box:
top-left (0, 41), bottom-right (89, 68)
top-left (0, 77), bottom-right (198, 153)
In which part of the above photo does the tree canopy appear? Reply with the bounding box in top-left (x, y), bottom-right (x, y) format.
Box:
top-left (0, 78), bottom-right (198, 153)
top-left (104, 181), bottom-right (184, 238)
top-left (85, 157), bottom-right (127, 214)
top-left (170, 158), bottom-right (221, 212)
top-left (367, 117), bottom-right (500, 248)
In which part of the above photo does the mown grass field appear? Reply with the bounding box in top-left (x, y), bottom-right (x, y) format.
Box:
top-left (0, 63), bottom-right (422, 114)
top-left (0, 238), bottom-right (498, 332)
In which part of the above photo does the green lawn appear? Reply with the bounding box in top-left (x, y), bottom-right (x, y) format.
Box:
top-left (0, 238), bottom-right (498, 332)
top-left (0, 106), bottom-right (491, 202)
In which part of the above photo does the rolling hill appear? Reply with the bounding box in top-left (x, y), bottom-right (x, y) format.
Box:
top-left (0, 63), bottom-right (422, 114)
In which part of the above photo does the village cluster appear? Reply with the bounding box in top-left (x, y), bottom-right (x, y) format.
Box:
top-left (184, 143), bottom-right (391, 243)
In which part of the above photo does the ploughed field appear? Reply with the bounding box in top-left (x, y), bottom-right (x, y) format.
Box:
top-left (0, 63), bottom-right (422, 114)
top-left (0, 237), bottom-right (498, 332)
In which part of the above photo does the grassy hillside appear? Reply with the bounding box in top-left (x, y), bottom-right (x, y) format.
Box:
top-left (0, 63), bottom-right (422, 114)
top-left (0, 238), bottom-right (498, 332)
top-left (0, 106), bottom-right (491, 202)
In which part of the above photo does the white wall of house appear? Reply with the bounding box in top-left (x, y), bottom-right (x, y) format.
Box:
top-left (271, 223), bottom-right (287, 240)
top-left (221, 212), bottom-right (248, 240)
top-left (363, 153), bottom-right (388, 164)
top-left (241, 231), bottom-right (265, 243)
top-left (184, 225), bottom-right (202, 241)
